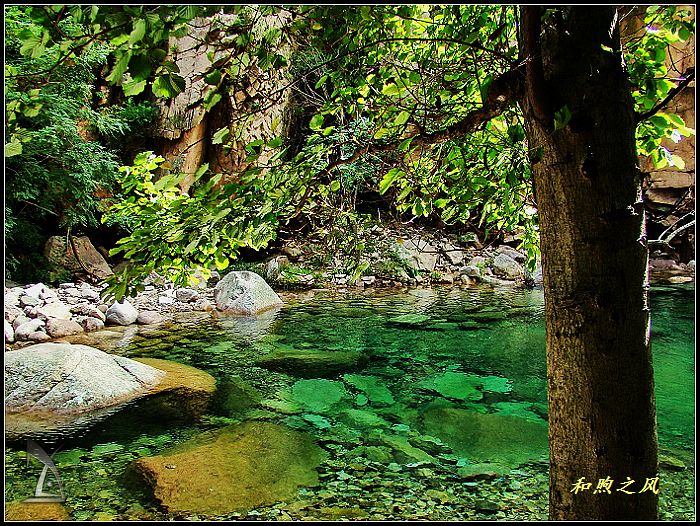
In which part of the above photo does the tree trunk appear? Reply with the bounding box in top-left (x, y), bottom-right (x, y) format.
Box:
top-left (519, 6), bottom-right (658, 519)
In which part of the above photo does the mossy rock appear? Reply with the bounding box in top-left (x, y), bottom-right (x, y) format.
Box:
top-left (256, 346), bottom-right (368, 378)
top-left (290, 379), bottom-right (347, 413)
top-left (387, 313), bottom-right (431, 326)
top-left (5, 501), bottom-right (70, 521)
top-left (343, 374), bottom-right (395, 406)
top-left (418, 371), bottom-right (483, 402)
top-left (132, 421), bottom-right (326, 515)
top-left (134, 358), bottom-right (217, 420)
top-left (419, 402), bottom-right (548, 467)
top-left (338, 408), bottom-right (392, 430)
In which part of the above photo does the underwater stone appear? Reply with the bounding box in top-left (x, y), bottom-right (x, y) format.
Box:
top-left (291, 379), bottom-right (347, 412)
top-left (418, 371), bottom-right (483, 402)
top-left (343, 374), bottom-right (395, 406)
top-left (387, 313), bottom-right (431, 326)
top-left (133, 421), bottom-right (326, 514)
top-left (257, 347), bottom-right (368, 378)
top-left (419, 403), bottom-right (548, 467)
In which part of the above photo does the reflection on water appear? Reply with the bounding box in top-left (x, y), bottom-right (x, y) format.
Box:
top-left (4, 284), bottom-right (694, 520)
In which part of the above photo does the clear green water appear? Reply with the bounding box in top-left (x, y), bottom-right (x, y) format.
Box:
top-left (5, 283), bottom-right (694, 520)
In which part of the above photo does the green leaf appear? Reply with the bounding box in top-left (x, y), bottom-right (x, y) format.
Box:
top-left (310, 114), bottom-right (324, 131)
top-left (122, 78), bottom-right (146, 96)
top-left (382, 83), bottom-right (400, 97)
top-left (378, 168), bottom-right (404, 194)
top-left (5, 142), bottom-right (23, 157)
top-left (203, 91), bottom-right (222, 111)
top-left (553, 105), bottom-right (573, 131)
top-left (151, 74), bottom-right (185, 98)
top-left (129, 19), bottom-right (147, 45)
top-left (128, 54), bottom-right (152, 81)
top-left (107, 52), bottom-right (132, 83)
top-left (212, 126), bottom-right (231, 144)
top-left (330, 180), bottom-right (341, 192)
top-left (205, 69), bottom-right (222, 85)
top-left (394, 111), bottom-right (410, 126)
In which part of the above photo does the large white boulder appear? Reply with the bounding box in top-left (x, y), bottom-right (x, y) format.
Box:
top-left (214, 271), bottom-right (283, 315)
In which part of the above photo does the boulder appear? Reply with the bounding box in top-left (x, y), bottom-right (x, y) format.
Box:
top-left (35, 301), bottom-right (73, 321)
top-left (5, 319), bottom-right (15, 344)
top-left (82, 317), bottom-right (105, 332)
top-left (132, 357), bottom-right (217, 420)
top-left (133, 421), bottom-right (326, 515)
top-left (214, 271), bottom-right (283, 315)
top-left (419, 401), bottom-right (548, 466)
top-left (24, 283), bottom-right (48, 299)
top-left (5, 343), bottom-right (165, 416)
top-left (45, 318), bottom-right (83, 338)
top-left (393, 238), bottom-right (438, 273)
top-left (14, 319), bottom-right (46, 341)
top-left (5, 502), bottom-right (70, 521)
top-left (105, 300), bottom-right (139, 325)
top-left (175, 288), bottom-right (200, 303)
top-left (71, 304), bottom-right (106, 322)
top-left (44, 236), bottom-right (113, 281)
top-left (137, 310), bottom-right (165, 325)
top-left (491, 253), bottom-right (524, 280)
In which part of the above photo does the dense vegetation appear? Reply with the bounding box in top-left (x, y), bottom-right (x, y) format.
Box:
top-left (4, 5), bottom-right (694, 296)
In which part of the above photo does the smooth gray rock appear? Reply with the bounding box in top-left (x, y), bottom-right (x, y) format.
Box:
top-left (491, 253), bottom-right (524, 280)
top-left (14, 319), bottom-right (46, 341)
top-left (495, 245), bottom-right (526, 263)
top-left (214, 271), bottom-right (283, 315)
top-left (24, 283), bottom-right (48, 299)
top-left (137, 311), bottom-right (165, 325)
top-left (5, 343), bottom-right (166, 415)
top-left (12, 315), bottom-right (31, 331)
top-left (20, 295), bottom-right (41, 307)
top-left (393, 238), bottom-right (438, 272)
top-left (105, 300), bottom-right (139, 325)
top-left (175, 288), bottom-right (200, 303)
top-left (5, 320), bottom-right (14, 343)
top-left (71, 303), bottom-right (106, 322)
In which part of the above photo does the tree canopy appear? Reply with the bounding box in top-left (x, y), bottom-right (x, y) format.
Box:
top-left (4, 4), bottom-right (694, 295)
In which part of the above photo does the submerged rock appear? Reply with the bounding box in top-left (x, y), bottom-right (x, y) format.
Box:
top-left (214, 271), bottom-right (283, 315)
top-left (133, 421), bottom-right (326, 514)
top-left (5, 501), bottom-right (70, 521)
top-left (256, 346), bottom-right (368, 377)
top-left (419, 402), bottom-right (548, 466)
top-left (135, 357), bottom-right (217, 419)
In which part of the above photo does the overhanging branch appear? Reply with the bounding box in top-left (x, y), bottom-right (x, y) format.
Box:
top-left (636, 67), bottom-right (695, 123)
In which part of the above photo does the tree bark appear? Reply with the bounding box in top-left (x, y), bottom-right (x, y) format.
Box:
top-left (519, 6), bottom-right (658, 519)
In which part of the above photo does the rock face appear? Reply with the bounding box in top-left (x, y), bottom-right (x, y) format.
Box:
top-left (105, 300), bottom-right (139, 325)
top-left (491, 253), bottom-right (524, 280)
top-left (5, 343), bottom-right (165, 416)
top-left (44, 235), bottom-right (113, 281)
top-left (214, 271), bottom-right (283, 315)
top-left (393, 238), bottom-right (438, 273)
top-left (133, 421), bottom-right (326, 515)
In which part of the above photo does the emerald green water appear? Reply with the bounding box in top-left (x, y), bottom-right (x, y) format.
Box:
top-left (5, 284), bottom-right (694, 520)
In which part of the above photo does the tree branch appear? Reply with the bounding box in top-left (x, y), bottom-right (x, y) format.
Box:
top-left (636, 67), bottom-right (695, 123)
top-left (289, 63), bottom-right (525, 217)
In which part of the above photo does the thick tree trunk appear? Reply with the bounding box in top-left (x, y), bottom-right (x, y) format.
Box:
top-left (519, 7), bottom-right (658, 519)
